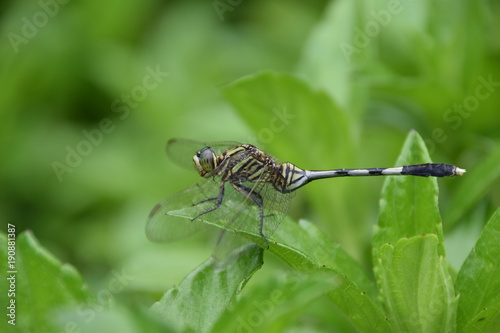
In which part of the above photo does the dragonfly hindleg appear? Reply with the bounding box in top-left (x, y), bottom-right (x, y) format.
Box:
top-left (231, 182), bottom-right (269, 248)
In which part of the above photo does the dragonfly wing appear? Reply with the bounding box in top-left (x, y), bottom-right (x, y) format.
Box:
top-left (213, 181), bottom-right (293, 250)
top-left (258, 182), bottom-right (293, 240)
top-left (146, 178), bottom-right (220, 242)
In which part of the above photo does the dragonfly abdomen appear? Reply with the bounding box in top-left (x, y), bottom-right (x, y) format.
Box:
top-left (272, 162), bottom-right (309, 193)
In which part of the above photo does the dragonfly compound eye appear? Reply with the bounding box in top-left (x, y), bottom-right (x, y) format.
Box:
top-left (193, 147), bottom-right (217, 177)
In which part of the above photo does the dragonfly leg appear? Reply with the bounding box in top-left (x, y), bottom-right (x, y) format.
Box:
top-left (231, 183), bottom-right (269, 249)
top-left (193, 197), bottom-right (217, 205)
top-left (192, 181), bottom-right (221, 206)
top-left (191, 181), bottom-right (225, 221)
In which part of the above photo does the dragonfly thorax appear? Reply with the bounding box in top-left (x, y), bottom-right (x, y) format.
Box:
top-left (193, 147), bottom-right (218, 177)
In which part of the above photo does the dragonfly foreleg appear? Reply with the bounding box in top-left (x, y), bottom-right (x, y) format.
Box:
top-left (231, 183), bottom-right (269, 249)
top-left (191, 181), bottom-right (225, 221)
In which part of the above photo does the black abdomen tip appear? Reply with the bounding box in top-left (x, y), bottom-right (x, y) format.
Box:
top-left (402, 163), bottom-right (459, 177)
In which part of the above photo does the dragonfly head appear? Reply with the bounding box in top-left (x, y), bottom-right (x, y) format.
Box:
top-left (193, 147), bottom-right (217, 177)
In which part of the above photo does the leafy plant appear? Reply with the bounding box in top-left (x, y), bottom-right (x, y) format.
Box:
top-left (1, 0), bottom-right (498, 332)
top-left (0, 232), bottom-right (93, 333)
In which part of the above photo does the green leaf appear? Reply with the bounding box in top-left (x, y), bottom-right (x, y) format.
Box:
top-left (149, 244), bottom-right (264, 333)
top-left (373, 130), bottom-right (446, 257)
top-left (58, 304), bottom-right (175, 333)
top-left (324, 274), bottom-right (392, 333)
top-left (212, 273), bottom-right (338, 332)
top-left (255, 216), bottom-right (394, 332)
top-left (269, 219), bottom-right (391, 332)
top-left (373, 130), bottom-right (459, 332)
top-left (223, 71), bottom-right (353, 168)
top-left (456, 208), bottom-right (500, 333)
top-left (445, 145), bottom-right (500, 229)
top-left (271, 218), bottom-right (376, 297)
top-left (295, 0), bottom-right (361, 110)
top-left (376, 235), bottom-right (458, 332)
top-left (0, 231), bottom-right (93, 333)
top-left (156, 201), bottom-right (390, 331)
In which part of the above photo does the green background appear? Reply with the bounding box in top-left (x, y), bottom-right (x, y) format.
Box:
top-left (1, 0), bottom-right (499, 332)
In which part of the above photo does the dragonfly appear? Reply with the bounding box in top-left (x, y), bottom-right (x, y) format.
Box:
top-left (146, 139), bottom-right (466, 249)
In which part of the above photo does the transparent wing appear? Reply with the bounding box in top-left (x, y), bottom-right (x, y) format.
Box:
top-left (221, 180), bottom-right (293, 249)
top-left (146, 178), bottom-right (292, 249)
top-left (146, 179), bottom-right (215, 242)
top-left (166, 138), bottom-right (242, 169)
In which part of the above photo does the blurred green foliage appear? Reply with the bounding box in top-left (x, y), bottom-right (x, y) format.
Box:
top-left (0, 0), bottom-right (499, 332)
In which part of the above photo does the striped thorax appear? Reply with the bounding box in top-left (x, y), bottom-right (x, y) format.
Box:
top-left (193, 144), bottom-right (276, 182)
top-left (193, 144), bottom-right (310, 193)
